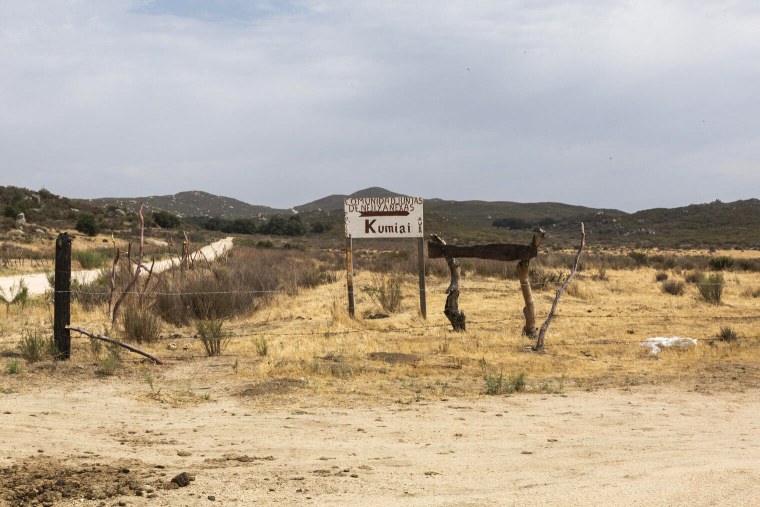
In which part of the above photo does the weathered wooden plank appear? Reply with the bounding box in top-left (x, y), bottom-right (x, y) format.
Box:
top-left (427, 241), bottom-right (539, 262)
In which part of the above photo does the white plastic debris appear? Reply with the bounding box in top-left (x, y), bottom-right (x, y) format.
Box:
top-left (640, 337), bottom-right (698, 355)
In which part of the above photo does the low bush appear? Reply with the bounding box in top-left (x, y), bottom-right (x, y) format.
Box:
top-left (18, 329), bottom-right (54, 363)
top-left (661, 280), bottom-right (685, 296)
top-left (254, 336), bottom-right (268, 357)
top-left (654, 271), bottom-right (669, 282)
top-left (153, 247), bottom-right (335, 325)
top-left (684, 271), bottom-right (704, 284)
top-left (364, 271), bottom-right (404, 314)
top-left (70, 269), bottom-right (112, 310)
top-left (96, 346), bottom-right (121, 376)
top-left (5, 359), bottom-right (21, 374)
top-left (74, 249), bottom-right (109, 270)
top-left (484, 371), bottom-right (526, 395)
top-left (715, 326), bottom-right (739, 343)
top-left (529, 267), bottom-right (566, 291)
top-left (122, 304), bottom-right (162, 343)
top-left (708, 256), bottom-right (734, 271)
top-left (697, 273), bottom-right (724, 304)
top-left (741, 287), bottom-right (760, 299)
top-left (196, 319), bottom-right (229, 357)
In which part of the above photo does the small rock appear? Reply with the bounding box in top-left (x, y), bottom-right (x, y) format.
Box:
top-left (171, 472), bottom-right (192, 487)
top-left (207, 495), bottom-right (216, 501)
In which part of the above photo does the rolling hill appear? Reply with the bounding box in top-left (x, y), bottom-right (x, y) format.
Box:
top-left (91, 191), bottom-right (287, 219)
top-left (3, 185), bottom-right (760, 248)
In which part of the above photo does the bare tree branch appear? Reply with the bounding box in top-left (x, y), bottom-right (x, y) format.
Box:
top-left (534, 223), bottom-right (586, 352)
top-left (111, 203), bottom-right (145, 325)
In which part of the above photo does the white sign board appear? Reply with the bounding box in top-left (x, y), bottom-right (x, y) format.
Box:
top-left (344, 197), bottom-right (424, 238)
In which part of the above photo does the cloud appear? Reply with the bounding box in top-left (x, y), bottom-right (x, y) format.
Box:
top-left (0, 1), bottom-right (758, 211)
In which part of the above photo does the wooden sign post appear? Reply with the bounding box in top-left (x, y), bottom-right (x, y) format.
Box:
top-left (344, 196), bottom-right (426, 318)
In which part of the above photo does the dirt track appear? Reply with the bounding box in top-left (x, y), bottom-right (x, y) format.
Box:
top-left (2, 378), bottom-right (759, 506)
top-left (0, 237), bottom-right (234, 297)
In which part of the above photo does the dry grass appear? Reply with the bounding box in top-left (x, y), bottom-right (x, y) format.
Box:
top-left (2, 250), bottom-right (760, 402)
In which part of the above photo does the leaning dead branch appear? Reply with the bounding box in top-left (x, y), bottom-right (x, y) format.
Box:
top-left (533, 223), bottom-right (586, 352)
top-left (67, 326), bottom-right (163, 365)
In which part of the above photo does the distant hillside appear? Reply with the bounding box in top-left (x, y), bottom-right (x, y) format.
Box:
top-left (582, 198), bottom-right (760, 248)
top-left (92, 191), bottom-right (287, 219)
top-left (4, 183), bottom-right (760, 248)
top-left (295, 187), bottom-right (408, 212)
top-left (0, 186), bottom-right (103, 232)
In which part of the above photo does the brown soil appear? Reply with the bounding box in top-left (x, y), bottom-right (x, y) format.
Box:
top-left (2, 368), bottom-right (759, 506)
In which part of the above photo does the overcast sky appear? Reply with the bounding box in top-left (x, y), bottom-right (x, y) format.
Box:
top-left (1, 1), bottom-right (759, 212)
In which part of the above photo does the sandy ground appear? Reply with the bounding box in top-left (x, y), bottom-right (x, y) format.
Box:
top-left (2, 378), bottom-right (759, 506)
top-left (0, 237), bottom-right (234, 297)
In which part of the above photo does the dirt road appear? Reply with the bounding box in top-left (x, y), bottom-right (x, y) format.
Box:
top-left (2, 378), bottom-right (758, 506)
top-left (0, 237), bottom-right (234, 297)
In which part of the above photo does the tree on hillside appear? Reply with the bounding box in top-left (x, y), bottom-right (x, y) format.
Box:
top-left (76, 212), bottom-right (99, 236)
top-left (153, 210), bottom-right (181, 229)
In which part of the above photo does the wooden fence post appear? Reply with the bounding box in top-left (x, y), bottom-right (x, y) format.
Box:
top-left (417, 237), bottom-right (427, 319)
top-left (54, 232), bottom-right (72, 359)
top-left (345, 236), bottom-right (355, 318)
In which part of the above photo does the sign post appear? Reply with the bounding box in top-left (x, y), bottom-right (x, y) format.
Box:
top-left (344, 196), bottom-right (426, 318)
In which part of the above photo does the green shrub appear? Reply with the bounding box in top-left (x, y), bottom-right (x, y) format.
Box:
top-left (708, 256), bottom-right (734, 271)
top-left (75, 212), bottom-right (99, 236)
top-left (122, 305), bottom-right (162, 343)
top-left (254, 336), bottom-right (269, 357)
top-left (196, 319), bottom-right (229, 357)
top-left (96, 347), bottom-right (121, 376)
top-left (5, 360), bottom-right (21, 374)
top-left (484, 371), bottom-right (526, 395)
top-left (152, 210), bottom-right (181, 229)
top-left (661, 280), bottom-right (685, 296)
top-left (18, 329), bottom-right (54, 363)
top-left (74, 250), bottom-right (109, 269)
top-left (697, 273), bottom-right (724, 304)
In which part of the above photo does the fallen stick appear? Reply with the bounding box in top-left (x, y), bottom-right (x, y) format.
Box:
top-left (66, 326), bottom-right (164, 365)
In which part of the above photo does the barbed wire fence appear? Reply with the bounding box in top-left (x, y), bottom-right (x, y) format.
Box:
top-left (54, 282), bottom-right (760, 352)
top-left (38, 232), bottom-right (760, 360)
